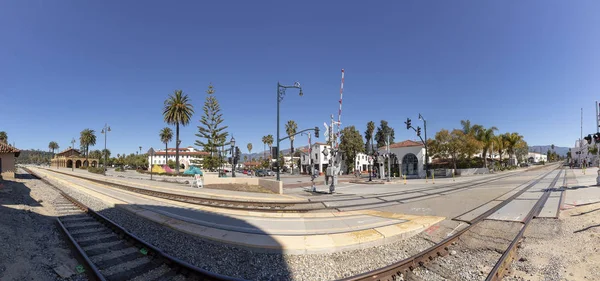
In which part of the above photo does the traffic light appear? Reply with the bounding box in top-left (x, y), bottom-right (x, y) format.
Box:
top-left (585, 134), bottom-right (592, 144)
top-left (235, 146), bottom-right (241, 160)
top-left (594, 133), bottom-right (600, 143)
top-left (314, 126), bottom-right (319, 138)
top-left (417, 126), bottom-right (421, 137)
top-left (405, 118), bottom-right (412, 130)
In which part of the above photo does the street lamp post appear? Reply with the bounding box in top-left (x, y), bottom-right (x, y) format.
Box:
top-left (419, 113), bottom-right (430, 177)
top-left (70, 138), bottom-right (76, 171)
top-left (387, 134), bottom-right (391, 182)
top-left (276, 81), bottom-right (303, 181)
top-left (148, 147), bottom-right (155, 180)
top-left (230, 136), bottom-right (236, 177)
top-left (101, 124), bottom-right (111, 176)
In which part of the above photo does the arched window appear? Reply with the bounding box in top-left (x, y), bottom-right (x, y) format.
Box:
top-left (402, 153), bottom-right (419, 176)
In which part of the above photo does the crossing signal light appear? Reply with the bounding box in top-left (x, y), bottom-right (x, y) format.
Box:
top-left (594, 133), bottom-right (600, 143)
top-left (417, 126), bottom-right (421, 137)
top-left (405, 118), bottom-right (412, 130)
top-left (314, 127), bottom-right (319, 138)
top-left (584, 134), bottom-right (592, 144)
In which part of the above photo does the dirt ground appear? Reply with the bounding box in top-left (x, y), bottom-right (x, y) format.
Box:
top-left (0, 174), bottom-right (87, 281)
top-left (507, 202), bottom-right (600, 281)
top-left (204, 183), bottom-right (275, 194)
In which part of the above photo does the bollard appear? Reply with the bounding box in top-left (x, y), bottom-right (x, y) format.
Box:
top-left (452, 170), bottom-right (455, 182)
top-left (426, 174), bottom-right (428, 183)
top-left (404, 175), bottom-right (407, 185)
top-left (432, 171), bottom-right (435, 184)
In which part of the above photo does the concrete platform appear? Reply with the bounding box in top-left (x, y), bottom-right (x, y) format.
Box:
top-left (563, 167), bottom-right (600, 206)
top-left (32, 167), bottom-right (444, 254)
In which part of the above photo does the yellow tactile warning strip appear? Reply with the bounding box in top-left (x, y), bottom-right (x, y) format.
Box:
top-left (43, 167), bottom-right (303, 201)
top-left (35, 168), bottom-right (445, 254)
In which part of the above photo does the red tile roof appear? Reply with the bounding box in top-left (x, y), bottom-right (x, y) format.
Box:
top-left (56, 148), bottom-right (81, 156)
top-left (154, 151), bottom-right (209, 156)
top-left (383, 140), bottom-right (424, 149)
top-left (0, 143), bottom-right (20, 156)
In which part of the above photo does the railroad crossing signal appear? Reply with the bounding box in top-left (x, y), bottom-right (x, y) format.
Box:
top-left (594, 133), bottom-right (600, 143)
top-left (584, 134), bottom-right (593, 144)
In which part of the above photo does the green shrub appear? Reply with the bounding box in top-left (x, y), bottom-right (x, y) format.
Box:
top-left (87, 166), bottom-right (104, 174)
top-left (115, 167), bottom-right (125, 172)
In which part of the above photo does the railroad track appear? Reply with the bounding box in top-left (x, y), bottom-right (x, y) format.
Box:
top-left (21, 167), bottom-right (242, 281)
top-left (341, 167), bottom-right (564, 281)
top-left (38, 167), bottom-right (545, 213)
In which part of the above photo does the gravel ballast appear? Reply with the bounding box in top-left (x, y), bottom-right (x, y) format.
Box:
top-left (34, 168), bottom-right (450, 280)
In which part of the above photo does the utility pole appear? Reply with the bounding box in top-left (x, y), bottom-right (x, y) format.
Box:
top-left (581, 107), bottom-right (583, 166)
top-left (387, 134), bottom-right (391, 182)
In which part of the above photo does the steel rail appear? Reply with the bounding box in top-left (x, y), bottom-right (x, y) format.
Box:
top-left (23, 166), bottom-right (245, 281)
top-left (340, 168), bottom-right (561, 281)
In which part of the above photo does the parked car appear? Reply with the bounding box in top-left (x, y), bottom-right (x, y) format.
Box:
top-left (255, 169), bottom-right (267, 177)
top-left (243, 170), bottom-right (248, 174)
top-left (266, 170), bottom-right (274, 176)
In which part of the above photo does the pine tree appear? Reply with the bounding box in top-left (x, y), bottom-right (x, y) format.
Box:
top-left (194, 84), bottom-right (228, 171)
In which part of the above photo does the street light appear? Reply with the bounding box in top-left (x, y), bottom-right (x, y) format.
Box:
top-left (101, 124), bottom-right (111, 176)
top-left (418, 113), bottom-right (430, 178)
top-left (276, 81), bottom-right (303, 181)
top-left (70, 138), bottom-right (76, 171)
top-left (230, 135), bottom-right (236, 177)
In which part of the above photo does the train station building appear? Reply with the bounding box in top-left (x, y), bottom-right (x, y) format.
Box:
top-left (0, 142), bottom-right (20, 179)
top-left (51, 147), bottom-right (99, 169)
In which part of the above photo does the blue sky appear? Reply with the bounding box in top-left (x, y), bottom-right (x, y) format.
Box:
top-left (1, 1), bottom-right (600, 155)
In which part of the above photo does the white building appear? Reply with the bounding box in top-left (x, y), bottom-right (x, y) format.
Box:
top-left (527, 152), bottom-right (548, 163)
top-left (148, 146), bottom-right (209, 170)
top-left (377, 140), bottom-right (430, 178)
top-left (571, 139), bottom-right (598, 165)
top-left (354, 152), bottom-right (370, 172)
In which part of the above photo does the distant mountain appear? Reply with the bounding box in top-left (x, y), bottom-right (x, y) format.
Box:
top-left (529, 145), bottom-right (569, 156)
top-left (240, 145), bottom-right (310, 161)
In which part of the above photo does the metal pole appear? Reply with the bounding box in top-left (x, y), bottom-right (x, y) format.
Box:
top-left (595, 101), bottom-right (600, 166)
top-left (387, 134), bottom-right (391, 182)
top-left (104, 124), bottom-right (107, 175)
top-left (276, 83), bottom-right (281, 181)
top-left (150, 153), bottom-right (153, 180)
top-left (581, 107), bottom-right (583, 166)
top-left (424, 118), bottom-right (429, 177)
top-left (71, 138), bottom-right (75, 171)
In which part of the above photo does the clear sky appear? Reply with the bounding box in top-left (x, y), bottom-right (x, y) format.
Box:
top-left (1, 1), bottom-right (600, 155)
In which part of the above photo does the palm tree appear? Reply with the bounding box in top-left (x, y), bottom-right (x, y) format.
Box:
top-left (48, 141), bottom-right (59, 155)
top-left (0, 131), bottom-right (7, 144)
top-left (364, 121), bottom-right (376, 180)
top-left (261, 136), bottom-right (268, 160)
top-left (265, 135), bottom-right (274, 160)
top-left (247, 143), bottom-right (253, 159)
top-left (159, 127), bottom-right (173, 166)
top-left (101, 149), bottom-right (111, 165)
top-left (139, 146), bottom-right (142, 155)
top-left (477, 127), bottom-right (498, 168)
top-left (80, 129), bottom-right (97, 161)
top-left (504, 132), bottom-right (523, 161)
top-left (244, 155), bottom-right (248, 162)
top-left (494, 135), bottom-right (508, 167)
top-left (163, 90), bottom-right (194, 174)
top-left (461, 120), bottom-right (483, 136)
top-left (285, 120), bottom-right (298, 154)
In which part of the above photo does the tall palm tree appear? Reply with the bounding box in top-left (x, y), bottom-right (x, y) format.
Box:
top-left (247, 143), bottom-right (253, 159)
top-left (494, 135), bottom-right (508, 166)
top-left (476, 127), bottom-right (498, 168)
top-left (139, 146), bottom-right (142, 155)
top-left (261, 136), bottom-right (268, 160)
top-left (364, 121), bottom-right (375, 151)
top-left (102, 149), bottom-right (111, 164)
top-left (285, 120), bottom-right (298, 154)
top-left (0, 131), bottom-right (7, 144)
top-left (461, 120), bottom-right (483, 136)
top-left (265, 135), bottom-right (274, 160)
top-left (80, 129), bottom-right (97, 161)
top-left (163, 90), bottom-right (194, 174)
top-left (504, 132), bottom-right (523, 161)
top-left (159, 127), bottom-right (173, 166)
top-left (48, 141), bottom-right (59, 155)
top-left (244, 155), bottom-right (248, 162)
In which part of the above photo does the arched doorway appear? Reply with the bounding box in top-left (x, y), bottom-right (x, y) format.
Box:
top-left (83, 160), bottom-right (89, 167)
top-left (75, 160), bottom-right (82, 168)
top-left (91, 161), bottom-right (97, 167)
top-left (402, 153), bottom-right (419, 176)
top-left (67, 160), bottom-right (73, 168)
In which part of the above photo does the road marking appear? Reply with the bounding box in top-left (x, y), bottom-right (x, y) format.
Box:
top-left (446, 222), bottom-right (464, 237)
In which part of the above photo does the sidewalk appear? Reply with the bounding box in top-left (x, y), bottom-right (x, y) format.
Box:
top-left (564, 167), bottom-right (600, 206)
top-left (37, 166), bottom-right (304, 202)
